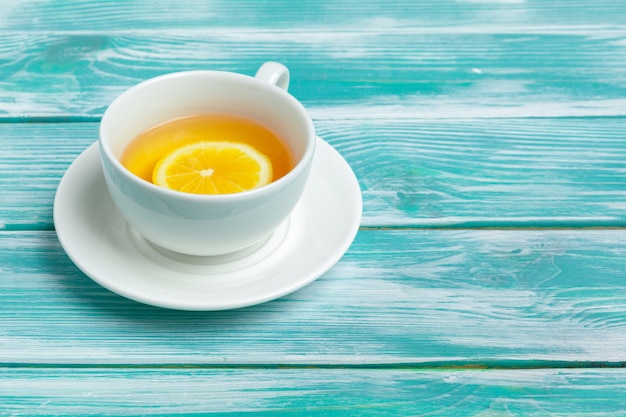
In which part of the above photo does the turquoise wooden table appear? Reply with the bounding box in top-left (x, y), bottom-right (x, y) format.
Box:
top-left (2, 0), bottom-right (626, 414)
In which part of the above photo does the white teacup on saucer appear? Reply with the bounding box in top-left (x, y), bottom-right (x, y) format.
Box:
top-left (99, 62), bottom-right (316, 256)
top-left (54, 137), bottom-right (362, 310)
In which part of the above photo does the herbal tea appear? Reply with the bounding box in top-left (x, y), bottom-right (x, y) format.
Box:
top-left (120, 114), bottom-right (294, 194)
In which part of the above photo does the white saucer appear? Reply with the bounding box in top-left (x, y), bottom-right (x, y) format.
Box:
top-left (54, 137), bottom-right (362, 311)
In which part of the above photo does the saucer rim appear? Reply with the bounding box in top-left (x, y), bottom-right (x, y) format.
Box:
top-left (53, 137), bottom-right (362, 311)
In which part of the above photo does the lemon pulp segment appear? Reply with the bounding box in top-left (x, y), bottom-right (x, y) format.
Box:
top-left (152, 141), bottom-right (272, 194)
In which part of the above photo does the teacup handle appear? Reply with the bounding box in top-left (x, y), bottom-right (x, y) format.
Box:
top-left (255, 62), bottom-right (290, 91)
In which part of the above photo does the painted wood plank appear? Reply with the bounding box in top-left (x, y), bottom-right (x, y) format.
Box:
top-left (0, 124), bottom-right (90, 230)
top-left (1, 229), bottom-right (625, 364)
top-left (0, 367), bottom-right (625, 415)
top-left (2, 119), bottom-right (626, 230)
top-left (322, 117), bottom-right (626, 227)
top-left (2, 0), bottom-right (626, 31)
top-left (0, 30), bottom-right (625, 117)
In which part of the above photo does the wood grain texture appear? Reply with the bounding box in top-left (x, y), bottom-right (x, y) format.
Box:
top-left (0, 3), bottom-right (626, 117)
top-left (2, 0), bottom-right (626, 413)
top-left (2, 119), bottom-right (626, 230)
top-left (1, 229), bottom-right (625, 365)
top-left (0, 368), bottom-right (625, 415)
top-left (3, 0), bottom-right (626, 31)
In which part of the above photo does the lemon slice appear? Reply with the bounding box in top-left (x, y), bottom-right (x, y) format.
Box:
top-left (152, 141), bottom-right (273, 194)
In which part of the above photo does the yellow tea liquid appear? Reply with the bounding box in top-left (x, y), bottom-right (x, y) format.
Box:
top-left (120, 114), bottom-right (293, 184)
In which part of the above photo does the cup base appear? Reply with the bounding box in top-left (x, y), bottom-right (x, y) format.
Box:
top-left (145, 236), bottom-right (271, 266)
top-left (123, 219), bottom-right (291, 276)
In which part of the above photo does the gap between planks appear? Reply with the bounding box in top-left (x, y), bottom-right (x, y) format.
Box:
top-left (0, 360), bottom-right (625, 370)
top-left (360, 225), bottom-right (626, 231)
top-left (2, 115), bottom-right (626, 124)
top-left (4, 225), bottom-right (626, 232)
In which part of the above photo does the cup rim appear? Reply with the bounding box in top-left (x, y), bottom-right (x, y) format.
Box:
top-left (99, 69), bottom-right (316, 202)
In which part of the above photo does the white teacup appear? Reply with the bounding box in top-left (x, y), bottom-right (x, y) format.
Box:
top-left (99, 62), bottom-right (316, 256)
